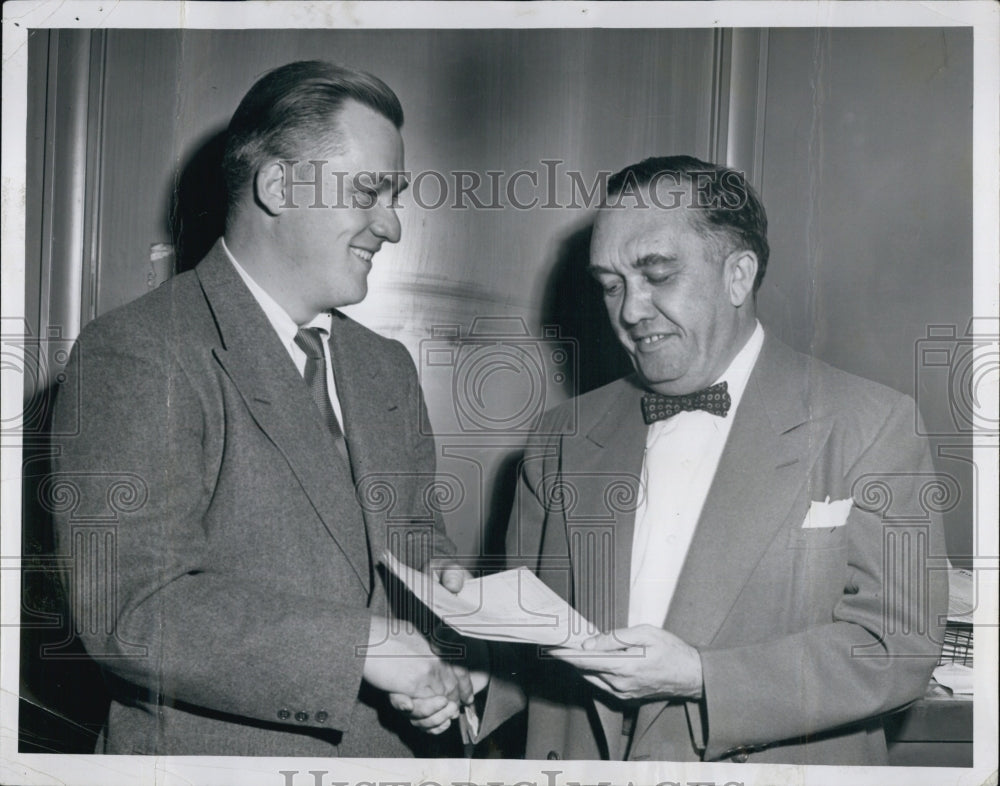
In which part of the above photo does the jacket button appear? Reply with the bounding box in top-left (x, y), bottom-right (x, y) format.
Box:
top-left (277, 708), bottom-right (291, 720)
top-left (295, 711), bottom-right (309, 723)
top-left (731, 748), bottom-right (750, 763)
top-left (316, 710), bottom-right (329, 723)
top-left (547, 751), bottom-right (560, 760)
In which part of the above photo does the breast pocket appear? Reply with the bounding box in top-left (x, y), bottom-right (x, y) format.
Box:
top-left (786, 523), bottom-right (848, 550)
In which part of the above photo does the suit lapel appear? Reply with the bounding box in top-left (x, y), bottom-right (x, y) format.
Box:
top-left (573, 378), bottom-right (648, 633)
top-left (630, 336), bottom-right (834, 751)
top-left (567, 378), bottom-right (647, 760)
top-left (327, 314), bottom-right (402, 563)
top-left (195, 242), bottom-right (372, 592)
top-left (665, 337), bottom-right (826, 643)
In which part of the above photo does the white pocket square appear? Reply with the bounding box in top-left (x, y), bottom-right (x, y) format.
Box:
top-left (801, 496), bottom-right (853, 529)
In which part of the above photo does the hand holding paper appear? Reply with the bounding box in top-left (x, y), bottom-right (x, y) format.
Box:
top-left (382, 550), bottom-right (599, 647)
top-left (548, 624), bottom-right (704, 701)
top-left (381, 550), bottom-right (603, 739)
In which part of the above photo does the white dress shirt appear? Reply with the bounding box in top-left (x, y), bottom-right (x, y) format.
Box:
top-left (627, 321), bottom-right (765, 628)
top-left (222, 238), bottom-right (345, 424)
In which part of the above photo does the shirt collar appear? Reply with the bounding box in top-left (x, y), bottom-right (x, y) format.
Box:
top-left (221, 237), bottom-right (331, 340)
top-left (712, 319), bottom-right (764, 414)
top-left (301, 310), bottom-right (333, 337)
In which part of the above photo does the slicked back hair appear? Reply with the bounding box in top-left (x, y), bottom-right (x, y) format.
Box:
top-left (221, 60), bottom-right (404, 225)
top-left (606, 155), bottom-right (769, 292)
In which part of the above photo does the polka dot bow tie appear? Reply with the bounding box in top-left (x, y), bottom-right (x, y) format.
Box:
top-left (641, 381), bottom-right (731, 424)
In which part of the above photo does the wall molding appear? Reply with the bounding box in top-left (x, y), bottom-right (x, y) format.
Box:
top-left (35, 29), bottom-right (107, 365)
top-left (724, 29), bottom-right (769, 193)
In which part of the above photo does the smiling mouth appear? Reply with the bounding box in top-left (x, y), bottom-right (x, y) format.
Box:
top-left (350, 247), bottom-right (374, 263)
top-left (633, 333), bottom-right (673, 349)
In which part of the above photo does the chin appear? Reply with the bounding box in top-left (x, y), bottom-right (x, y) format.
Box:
top-left (638, 368), bottom-right (692, 395)
top-left (643, 380), bottom-right (683, 395)
top-left (637, 362), bottom-right (684, 386)
top-left (332, 282), bottom-right (369, 309)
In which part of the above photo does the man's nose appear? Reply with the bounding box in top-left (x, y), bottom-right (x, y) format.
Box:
top-left (620, 284), bottom-right (656, 325)
top-left (370, 200), bottom-right (401, 244)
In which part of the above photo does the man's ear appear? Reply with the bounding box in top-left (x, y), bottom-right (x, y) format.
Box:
top-left (726, 249), bottom-right (758, 307)
top-left (254, 161), bottom-right (287, 216)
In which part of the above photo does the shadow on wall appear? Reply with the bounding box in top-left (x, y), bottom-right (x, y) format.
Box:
top-left (479, 450), bottom-right (522, 562)
top-left (540, 221), bottom-right (632, 397)
top-left (477, 222), bottom-right (632, 569)
top-left (170, 128), bottom-right (229, 273)
top-left (469, 221), bottom-right (633, 758)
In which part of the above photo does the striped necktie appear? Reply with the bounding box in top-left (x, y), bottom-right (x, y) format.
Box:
top-left (294, 326), bottom-right (351, 467)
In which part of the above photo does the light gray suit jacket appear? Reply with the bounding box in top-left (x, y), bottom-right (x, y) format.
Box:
top-left (52, 240), bottom-right (455, 756)
top-left (481, 334), bottom-right (947, 764)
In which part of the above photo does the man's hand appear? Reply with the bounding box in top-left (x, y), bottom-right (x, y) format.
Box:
top-left (385, 628), bottom-right (490, 735)
top-left (362, 615), bottom-right (474, 733)
top-left (367, 563), bottom-right (478, 734)
top-left (430, 559), bottom-right (472, 594)
top-left (548, 625), bottom-right (704, 701)
top-left (388, 692), bottom-right (462, 736)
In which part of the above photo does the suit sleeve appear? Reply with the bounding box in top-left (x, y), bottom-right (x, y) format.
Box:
top-left (51, 329), bottom-right (372, 734)
top-left (396, 338), bottom-right (458, 570)
top-left (696, 395), bottom-right (949, 759)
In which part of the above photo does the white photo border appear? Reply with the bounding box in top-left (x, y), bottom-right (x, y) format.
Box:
top-left (2, 3), bottom-right (997, 786)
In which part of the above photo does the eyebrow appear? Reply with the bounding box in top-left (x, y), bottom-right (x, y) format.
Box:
top-left (377, 173), bottom-right (409, 197)
top-left (587, 253), bottom-right (679, 276)
top-left (634, 253), bottom-right (678, 268)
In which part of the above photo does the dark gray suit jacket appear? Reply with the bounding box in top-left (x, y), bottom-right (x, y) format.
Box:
top-left (481, 334), bottom-right (947, 764)
top-left (52, 240), bottom-right (455, 756)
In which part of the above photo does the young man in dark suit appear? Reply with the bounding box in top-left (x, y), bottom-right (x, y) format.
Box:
top-left (53, 61), bottom-right (472, 756)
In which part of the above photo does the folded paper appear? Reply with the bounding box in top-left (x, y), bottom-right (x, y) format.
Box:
top-left (382, 550), bottom-right (598, 647)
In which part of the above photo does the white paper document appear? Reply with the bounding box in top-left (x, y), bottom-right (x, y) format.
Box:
top-left (933, 663), bottom-right (974, 695)
top-left (382, 551), bottom-right (598, 647)
top-left (947, 567), bottom-right (975, 624)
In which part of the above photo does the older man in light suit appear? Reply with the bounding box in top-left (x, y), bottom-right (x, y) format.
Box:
top-left (52, 61), bottom-right (472, 756)
top-left (478, 156), bottom-right (948, 764)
